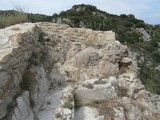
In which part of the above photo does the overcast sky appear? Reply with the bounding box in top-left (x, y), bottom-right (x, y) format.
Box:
top-left (0, 0), bottom-right (160, 24)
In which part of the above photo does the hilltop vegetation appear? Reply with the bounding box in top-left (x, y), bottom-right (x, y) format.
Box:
top-left (53, 4), bottom-right (146, 43)
top-left (0, 4), bottom-right (160, 94)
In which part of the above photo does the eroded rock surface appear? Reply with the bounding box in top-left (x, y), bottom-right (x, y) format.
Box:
top-left (0, 22), bottom-right (160, 120)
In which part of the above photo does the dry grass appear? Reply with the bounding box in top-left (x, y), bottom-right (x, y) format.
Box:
top-left (0, 12), bottom-right (28, 28)
top-left (0, 3), bottom-right (28, 28)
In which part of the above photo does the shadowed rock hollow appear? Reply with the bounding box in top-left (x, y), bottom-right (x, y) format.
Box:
top-left (0, 22), bottom-right (160, 120)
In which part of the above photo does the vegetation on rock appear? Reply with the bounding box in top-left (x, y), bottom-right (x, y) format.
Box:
top-left (52, 4), bottom-right (160, 94)
top-left (0, 4), bottom-right (160, 94)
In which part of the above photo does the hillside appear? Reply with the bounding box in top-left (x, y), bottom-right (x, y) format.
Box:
top-left (0, 5), bottom-right (160, 119)
top-left (0, 5), bottom-right (160, 94)
top-left (52, 4), bottom-right (160, 94)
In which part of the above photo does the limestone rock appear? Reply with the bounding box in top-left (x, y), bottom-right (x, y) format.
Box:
top-left (0, 22), bottom-right (160, 120)
top-left (74, 79), bottom-right (117, 106)
top-left (24, 66), bottom-right (50, 115)
top-left (121, 57), bottom-right (132, 64)
top-left (37, 86), bottom-right (74, 120)
top-left (75, 106), bottom-right (102, 120)
top-left (136, 28), bottom-right (151, 41)
top-left (12, 91), bottom-right (34, 120)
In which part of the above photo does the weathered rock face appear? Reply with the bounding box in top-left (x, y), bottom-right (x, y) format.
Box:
top-left (0, 23), bottom-right (41, 119)
top-left (0, 22), bottom-right (160, 120)
top-left (12, 91), bottom-right (34, 120)
top-left (136, 28), bottom-right (151, 42)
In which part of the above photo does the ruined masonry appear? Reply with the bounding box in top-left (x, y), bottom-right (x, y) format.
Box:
top-left (0, 22), bottom-right (160, 120)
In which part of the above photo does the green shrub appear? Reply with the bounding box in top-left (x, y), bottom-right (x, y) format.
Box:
top-left (150, 39), bottom-right (159, 47)
top-left (153, 51), bottom-right (160, 63)
top-left (136, 21), bottom-right (145, 28)
top-left (28, 13), bottom-right (51, 22)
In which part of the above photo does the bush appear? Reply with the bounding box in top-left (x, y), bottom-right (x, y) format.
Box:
top-left (28, 13), bottom-right (51, 22)
top-left (136, 21), bottom-right (145, 28)
top-left (150, 39), bottom-right (159, 47)
top-left (153, 51), bottom-right (160, 63)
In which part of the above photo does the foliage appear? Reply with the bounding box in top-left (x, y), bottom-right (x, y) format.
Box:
top-left (28, 13), bottom-right (52, 22)
top-left (52, 4), bottom-right (145, 43)
top-left (139, 64), bottom-right (160, 94)
top-left (152, 51), bottom-right (160, 63)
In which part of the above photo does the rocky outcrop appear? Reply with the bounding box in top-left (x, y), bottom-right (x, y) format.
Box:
top-left (0, 23), bottom-right (41, 119)
top-left (52, 18), bottom-right (74, 27)
top-left (136, 28), bottom-right (151, 42)
top-left (0, 22), bottom-right (160, 120)
top-left (12, 91), bottom-right (34, 120)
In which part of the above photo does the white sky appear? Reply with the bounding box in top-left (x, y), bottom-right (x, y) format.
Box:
top-left (0, 0), bottom-right (160, 24)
